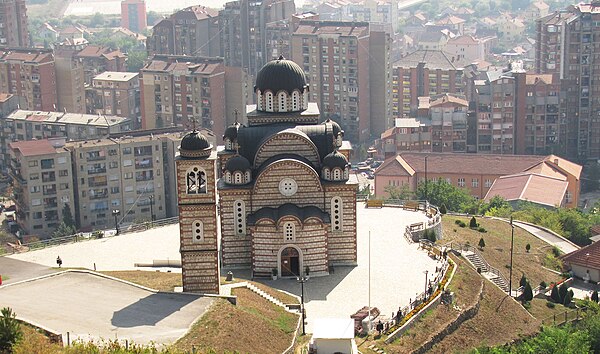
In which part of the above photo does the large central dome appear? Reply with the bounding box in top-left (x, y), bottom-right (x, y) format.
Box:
top-left (255, 55), bottom-right (308, 94)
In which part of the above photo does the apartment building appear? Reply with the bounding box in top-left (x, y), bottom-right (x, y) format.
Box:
top-left (75, 45), bottom-right (127, 85)
top-left (54, 43), bottom-right (86, 114)
top-left (315, 0), bottom-right (399, 32)
top-left (428, 93), bottom-right (468, 153)
top-left (392, 50), bottom-right (468, 118)
top-left (139, 55), bottom-right (228, 138)
top-left (376, 117), bottom-right (431, 159)
top-left (121, 0), bottom-right (147, 33)
top-left (0, 48), bottom-right (56, 111)
top-left (291, 20), bottom-right (392, 143)
top-left (0, 110), bottom-right (131, 171)
top-left (536, 3), bottom-right (600, 160)
top-left (374, 152), bottom-right (581, 208)
top-left (88, 71), bottom-right (140, 127)
top-left (220, 0), bottom-right (295, 77)
top-left (147, 6), bottom-right (220, 58)
top-left (0, 0), bottom-right (29, 47)
top-left (9, 139), bottom-right (75, 236)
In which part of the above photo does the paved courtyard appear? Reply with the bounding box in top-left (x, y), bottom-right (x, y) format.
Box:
top-left (0, 271), bottom-right (213, 346)
top-left (6, 205), bottom-right (439, 337)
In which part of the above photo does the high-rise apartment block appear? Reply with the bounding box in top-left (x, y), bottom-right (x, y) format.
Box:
top-left (536, 3), bottom-right (600, 160)
top-left (291, 20), bottom-right (392, 143)
top-left (0, 0), bottom-right (29, 47)
top-left (88, 72), bottom-right (140, 126)
top-left (428, 93), bottom-right (468, 153)
top-left (147, 6), bottom-right (220, 58)
top-left (121, 0), bottom-right (147, 33)
top-left (0, 48), bottom-right (56, 111)
top-left (75, 45), bottom-right (128, 85)
top-left (220, 0), bottom-right (295, 76)
top-left (392, 50), bottom-right (467, 119)
top-left (54, 43), bottom-right (86, 114)
top-left (9, 139), bottom-right (75, 236)
top-left (139, 55), bottom-right (226, 137)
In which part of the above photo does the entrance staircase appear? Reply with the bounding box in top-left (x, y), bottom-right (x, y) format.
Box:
top-left (457, 245), bottom-right (510, 294)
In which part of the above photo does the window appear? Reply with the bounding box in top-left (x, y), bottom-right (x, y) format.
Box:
top-left (29, 173), bottom-right (39, 180)
top-left (192, 220), bottom-right (203, 243)
top-left (485, 179), bottom-right (492, 188)
top-left (472, 179), bottom-right (479, 188)
top-left (565, 191), bottom-right (572, 203)
top-left (331, 197), bottom-right (343, 232)
top-left (124, 172), bottom-right (133, 179)
top-left (123, 147), bottom-right (132, 154)
top-left (234, 200), bottom-right (246, 236)
top-left (59, 170), bottom-right (68, 177)
top-left (29, 160), bottom-right (38, 167)
top-left (30, 186), bottom-right (40, 193)
top-left (283, 222), bottom-right (295, 241)
top-left (186, 166), bottom-right (206, 194)
top-left (458, 178), bottom-right (465, 187)
top-left (57, 157), bottom-right (67, 164)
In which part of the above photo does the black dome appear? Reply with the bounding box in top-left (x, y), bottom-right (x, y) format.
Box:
top-left (323, 150), bottom-right (349, 169)
top-left (255, 56), bottom-right (308, 94)
top-left (225, 154), bottom-right (251, 172)
top-left (223, 122), bottom-right (241, 141)
top-left (181, 130), bottom-right (210, 150)
top-left (323, 118), bottom-right (344, 137)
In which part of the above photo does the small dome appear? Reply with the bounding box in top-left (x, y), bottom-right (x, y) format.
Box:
top-left (223, 122), bottom-right (241, 142)
top-left (323, 118), bottom-right (344, 138)
top-left (225, 154), bottom-right (251, 172)
top-left (255, 56), bottom-right (308, 94)
top-left (179, 130), bottom-right (212, 158)
top-left (323, 150), bottom-right (349, 169)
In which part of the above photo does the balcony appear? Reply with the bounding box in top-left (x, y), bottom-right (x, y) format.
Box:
top-left (42, 189), bottom-right (57, 196)
top-left (86, 153), bottom-right (106, 161)
top-left (87, 167), bottom-right (107, 175)
top-left (135, 158), bottom-right (153, 169)
top-left (89, 193), bottom-right (108, 200)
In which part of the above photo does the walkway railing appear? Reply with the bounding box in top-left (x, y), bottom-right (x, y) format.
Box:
top-left (541, 306), bottom-right (589, 326)
top-left (2, 217), bottom-right (179, 255)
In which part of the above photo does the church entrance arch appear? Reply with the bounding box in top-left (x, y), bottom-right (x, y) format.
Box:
top-left (280, 246), bottom-right (300, 277)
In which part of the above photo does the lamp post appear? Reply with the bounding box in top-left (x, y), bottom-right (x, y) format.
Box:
top-left (509, 216), bottom-right (515, 296)
top-left (112, 209), bottom-right (120, 235)
top-left (424, 269), bottom-right (429, 297)
top-left (424, 155), bottom-right (429, 202)
top-left (149, 195), bottom-right (154, 223)
top-left (297, 275), bottom-right (309, 336)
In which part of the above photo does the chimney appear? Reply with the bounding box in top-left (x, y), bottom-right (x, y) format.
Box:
top-left (554, 158), bottom-right (559, 165)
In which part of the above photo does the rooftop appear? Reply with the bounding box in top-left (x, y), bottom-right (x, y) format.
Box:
top-left (10, 139), bottom-right (65, 157)
top-left (561, 240), bottom-right (600, 270)
top-left (294, 20), bottom-right (370, 37)
top-left (484, 172), bottom-right (568, 207)
top-left (394, 50), bottom-right (468, 70)
top-left (93, 71), bottom-right (139, 82)
top-left (7, 110), bottom-right (129, 127)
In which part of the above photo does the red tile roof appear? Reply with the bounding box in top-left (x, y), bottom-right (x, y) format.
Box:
top-left (484, 173), bottom-right (568, 207)
top-left (562, 241), bottom-right (600, 270)
top-left (10, 140), bottom-right (58, 156)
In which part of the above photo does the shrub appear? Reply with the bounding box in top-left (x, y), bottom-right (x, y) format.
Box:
top-left (540, 281), bottom-right (548, 289)
top-left (563, 290), bottom-right (573, 306)
top-left (559, 283), bottom-right (568, 303)
top-left (523, 301), bottom-right (531, 310)
top-left (551, 285), bottom-right (561, 303)
top-left (552, 246), bottom-right (561, 258)
top-left (478, 237), bottom-right (486, 249)
top-left (592, 290), bottom-right (599, 303)
top-left (526, 243), bottom-right (531, 253)
top-left (455, 219), bottom-right (462, 225)
top-left (478, 227), bottom-right (487, 233)
top-left (470, 216), bottom-right (478, 228)
top-left (459, 221), bottom-right (466, 228)
top-left (546, 301), bottom-right (556, 308)
top-left (0, 307), bottom-right (22, 352)
top-left (520, 274), bottom-right (528, 288)
top-left (440, 204), bottom-right (447, 214)
top-left (523, 282), bottom-right (534, 302)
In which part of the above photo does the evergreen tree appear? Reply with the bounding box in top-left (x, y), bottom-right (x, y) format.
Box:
top-left (592, 290), bottom-right (599, 303)
top-left (526, 243), bottom-right (531, 253)
top-left (478, 237), bottom-right (486, 250)
top-left (559, 283), bottom-right (569, 304)
top-left (62, 203), bottom-right (76, 229)
top-left (563, 290), bottom-right (573, 306)
top-left (551, 285), bottom-right (560, 303)
top-left (439, 204), bottom-right (447, 214)
top-left (0, 307), bottom-right (22, 352)
top-left (523, 282), bottom-right (533, 302)
top-left (470, 216), bottom-right (478, 228)
top-left (520, 274), bottom-right (528, 288)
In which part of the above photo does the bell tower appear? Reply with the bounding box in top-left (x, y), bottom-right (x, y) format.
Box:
top-left (176, 130), bottom-right (220, 294)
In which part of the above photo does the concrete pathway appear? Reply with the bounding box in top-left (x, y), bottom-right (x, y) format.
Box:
top-left (0, 271), bottom-right (212, 346)
top-left (0, 257), bottom-right (57, 285)
top-left (511, 221), bottom-right (579, 254)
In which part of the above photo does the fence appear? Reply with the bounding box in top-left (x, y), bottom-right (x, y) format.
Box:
top-left (2, 217), bottom-right (179, 255)
top-left (541, 306), bottom-right (589, 326)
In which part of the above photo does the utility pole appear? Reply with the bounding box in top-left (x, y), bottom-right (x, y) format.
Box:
top-left (509, 216), bottom-right (515, 296)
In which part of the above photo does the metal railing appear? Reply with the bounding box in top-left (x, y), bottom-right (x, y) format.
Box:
top-left (541, 306), bottom-right (588, 326)
top-left (2, 216), bottom-right (179, 255)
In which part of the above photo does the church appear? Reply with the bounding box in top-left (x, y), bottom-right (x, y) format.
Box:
top-left (175, 56), bottom-right (358, 294)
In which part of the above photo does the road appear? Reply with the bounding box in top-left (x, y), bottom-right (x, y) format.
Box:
top-left (0, 257), bottom-right (57, 285)
top-left (0, 271), bottom-right (213, 346)
top-left (512, 221), bottom-right (579, 254)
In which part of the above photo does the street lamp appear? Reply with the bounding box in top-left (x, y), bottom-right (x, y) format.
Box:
top-left (424, 155), bottom-right (429, 202)
top-left (297, 275), bottom-right (310, 336)
top-left (149, 195), bottom-right (155, 223)
top-left (509, 216), bottom-right (515, 296)
top-left (112, 209), bottom-right (120, 235)
top-left (424, 269), bottom-right (429, 297)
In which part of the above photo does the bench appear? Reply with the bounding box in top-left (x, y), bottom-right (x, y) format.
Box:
top-left (366, 199), bottom-right (384, 208)
top-left (404, 201), bottom-right (420, 211)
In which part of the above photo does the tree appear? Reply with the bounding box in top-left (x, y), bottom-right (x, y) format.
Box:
top-left (520, 274), bottom-right (528, 288)
top-left (563, 290), bottom-right (573, 306)
top-left (551, 285), bottom-right (561, 303)
top-left (439, 204), bottom-right (447, 214)
top-left (470, 216), bottom-right (478, 228)
top-left (62, 203), bottom-right (76, 229)
top-left (592, 290), bottom-right (599, 303)
top-left (52, 222), bottom-right (76, 239)
top-left (415, 179), bottom-right (475, 213)
top-left (526, 243), bottom-right (531, 253)
top-left (126, 49), bottom-right (147, 72)
top-left (0, 307), bottom-right (22, 352)
top-left (559, 283), bottom-right (569, 304)
top-left (383, 184), bottom-right (412, 200)
top-left (89, 12), bottom-right (106, 27)
top-left (523, 282), bottom-right (533, 302)
top-left (478, 237), bottom-right (486, 250)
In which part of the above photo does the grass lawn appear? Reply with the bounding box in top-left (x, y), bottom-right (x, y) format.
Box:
top-left (429, 276), bottom-right (539, 353)
top-left (528, 298), bottom-right (570, 323)
top-left (173, 287), bottom-right (299, 354)
top-left (441, 216), bottom-right (562, 289)
top-left (360, 256), bottom-right (483, 353)
top-left (100, 270), bottom-right (182, 292)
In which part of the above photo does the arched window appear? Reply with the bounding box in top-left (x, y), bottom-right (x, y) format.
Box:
top-left (266, 92), bottom-right (273, 111)
top-left (186, 166), bottom-right (206, 194)
top-left (234, 200), bottom-right (246, 236)
top-left (323, 168), bottom-right (330, 180)
top-left (225, 171), bottom-right (231, 184)
top-left (343, 168), bottom-right (349, 180)
top-left (245, 171), bottom-right (251, 183)
top-left (192, 220), bottom-right (203, 242)
top-left (333, 168), bottom-right (341, 180)
top-left (331, 197), bottom-right (343, 232)
top-left (257, 90), bottom-right (263, 110)
top-left (234, 171), bottom-right (243, 184)
top-left (279, 92), bottom-right (286, 111)
top-left (292, 91), bottom-right (300, 111)
top-left (283, 221), bottom-right (295, 241)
